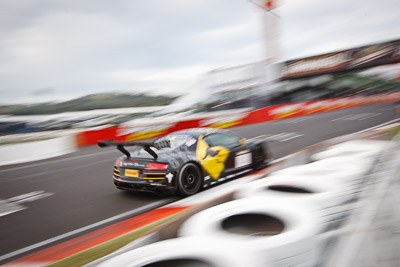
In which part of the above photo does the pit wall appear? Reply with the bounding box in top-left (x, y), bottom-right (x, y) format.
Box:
top-left (0, 135), bottom-right (77, 166)
top-left (76, 93), bottom-right (400, 146)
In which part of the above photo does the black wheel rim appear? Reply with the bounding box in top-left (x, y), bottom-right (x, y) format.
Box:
top-left (182, 166), bottom-right (199, 191)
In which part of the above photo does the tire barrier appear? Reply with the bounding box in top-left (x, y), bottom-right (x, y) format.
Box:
top-left (311, 140), bottom-right (391, 161)
top-left (234, 174), bottom-right (354, 230)
top-left (234, 174), bottom-right (352, 211)
top-left (305, 149), bottom-right (386, 197)
top-left (179, 198), bottom-right (322, 267)
top-left (269, 156), bottom-right (372, 195)
top-left (97, 237), bottom-right (266, 267)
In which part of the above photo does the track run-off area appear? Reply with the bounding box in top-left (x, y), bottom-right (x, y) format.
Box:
top-left (0, 102), bottom-right (398, 263)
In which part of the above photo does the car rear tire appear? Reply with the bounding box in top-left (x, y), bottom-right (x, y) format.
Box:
top-left (177, 163), bottom-right (202, 196)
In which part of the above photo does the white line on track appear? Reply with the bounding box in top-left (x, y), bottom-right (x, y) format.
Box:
top-left (351, 118), bottom-right (399, 135)
top-left (7, 191), bottom-right (54, 205)
top-left (0, 191), bottom-right (54, 218)
top-left (275, 117), bottom-right (312, 124)
top-left (331, 113), bottom-right (383, 121)
top-left (258, 132), bottom-right (303, 142)
top-left (331, 114), bottom-right (353, 121)
top-left (0, 200), bottom-right (26, 218)
top-left (358, 113), bottom-right (382, 120)
top-left (0, 158), bottom-right (114, 184)
top-left (0, 198), bottom-right (175, 262)
top-left (280, 134), bottom-right (303, 142)
top-left (0, 149), bottom-right (118, 173)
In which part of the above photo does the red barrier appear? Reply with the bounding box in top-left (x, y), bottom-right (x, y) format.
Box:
top-left (76, 126), bottom-right (120, 146)
top-left (76, 93), bottom-right (400, 146)
top-left (168, 119), bottom-right (203, 133)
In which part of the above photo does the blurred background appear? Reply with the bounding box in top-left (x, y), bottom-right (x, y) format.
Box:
top-left (0, 0), bottom-right (399, 134)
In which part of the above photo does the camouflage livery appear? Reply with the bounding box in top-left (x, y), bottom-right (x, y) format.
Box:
top-left (98, 128), bottom-right (271, 196)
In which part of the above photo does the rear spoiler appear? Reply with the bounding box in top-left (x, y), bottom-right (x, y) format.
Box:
top-left (98, 140), bottom-right (170, 159)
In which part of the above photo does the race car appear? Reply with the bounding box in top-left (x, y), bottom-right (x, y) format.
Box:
top-left (98, 128), bottom-right (272, 196)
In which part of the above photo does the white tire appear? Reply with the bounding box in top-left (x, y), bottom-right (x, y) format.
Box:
top-left (269, 157), bottom-right (371, 191)
top-left (97, 236), bottom-right (265, 267)
top-left (234, 176), bottom-right (353, 228)
top-left (179, 198), bottom-right (322, 267)
top-left (272, 157), bottom-right (369, 178)
top-left (235, 175), bottom-right (351, 206)
top-left (311, 140), bottom-right (390, 161)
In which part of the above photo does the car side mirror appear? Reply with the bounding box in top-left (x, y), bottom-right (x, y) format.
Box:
top-left (239, 138), bottom-right (246, 146)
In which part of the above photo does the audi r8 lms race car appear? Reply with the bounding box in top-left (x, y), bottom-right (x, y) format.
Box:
top-left (98, 128), bottom-right (272, 196)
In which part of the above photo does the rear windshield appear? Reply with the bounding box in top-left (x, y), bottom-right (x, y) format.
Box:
top-left (157, 134), bottom-right (194, 149)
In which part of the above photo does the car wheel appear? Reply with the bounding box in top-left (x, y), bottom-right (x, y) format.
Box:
top-left (177, 163), bottom-right (202, 196)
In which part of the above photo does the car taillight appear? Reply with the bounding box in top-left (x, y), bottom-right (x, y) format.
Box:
top-left (145, 163), bottom-right (168, 170)
top-left (115, 160), bottom-right (122, 167)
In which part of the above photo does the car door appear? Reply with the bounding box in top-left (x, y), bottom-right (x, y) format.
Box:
top-left (196, 132), bottom-right (244, 180)
top-left (208, 132), bottom-right (253, 173)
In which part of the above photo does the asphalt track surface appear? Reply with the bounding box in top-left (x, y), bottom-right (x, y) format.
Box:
top-left (0, 102), bottom-right (397, 262)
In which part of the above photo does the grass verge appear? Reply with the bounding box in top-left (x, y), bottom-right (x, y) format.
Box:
top-left (388, 125), bottom-right (400, 138)
top-left (46, 210), bottom-right (188, 267)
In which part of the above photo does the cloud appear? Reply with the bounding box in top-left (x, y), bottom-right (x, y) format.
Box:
top-left (106, 64), bottom-right (219, 97)
top-left (280, 0), bottom-right (400, 59)
top-left (0, 0), bottom-right (399, 104)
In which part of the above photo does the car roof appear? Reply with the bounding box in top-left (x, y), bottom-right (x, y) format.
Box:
top-left (170, 127), bottom-right (230, 137)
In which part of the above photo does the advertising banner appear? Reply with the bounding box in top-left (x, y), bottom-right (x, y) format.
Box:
top-left (282, 39), bottom-right (400, 78)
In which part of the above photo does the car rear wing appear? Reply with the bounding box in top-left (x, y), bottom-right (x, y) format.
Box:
top-left (98, 140), bottom-right (170, 159)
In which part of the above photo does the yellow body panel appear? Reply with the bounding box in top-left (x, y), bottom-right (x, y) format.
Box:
top-left (196, 135), bottom-right (230, 180)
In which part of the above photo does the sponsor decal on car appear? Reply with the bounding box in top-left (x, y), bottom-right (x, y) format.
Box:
top-left (125, 169), bottom-right (139, 177)
top-left (235, 150), bottom-right (252, 168)
top-left (166, 173), bottom-right (174, 183)
top-left (185, 138), bottom-right (197, 147)
top-left (125, 162), bottom-right (145, 167)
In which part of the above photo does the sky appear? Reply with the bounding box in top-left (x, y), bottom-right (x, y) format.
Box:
top-left (0, 0), bottom-right (399, 104)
